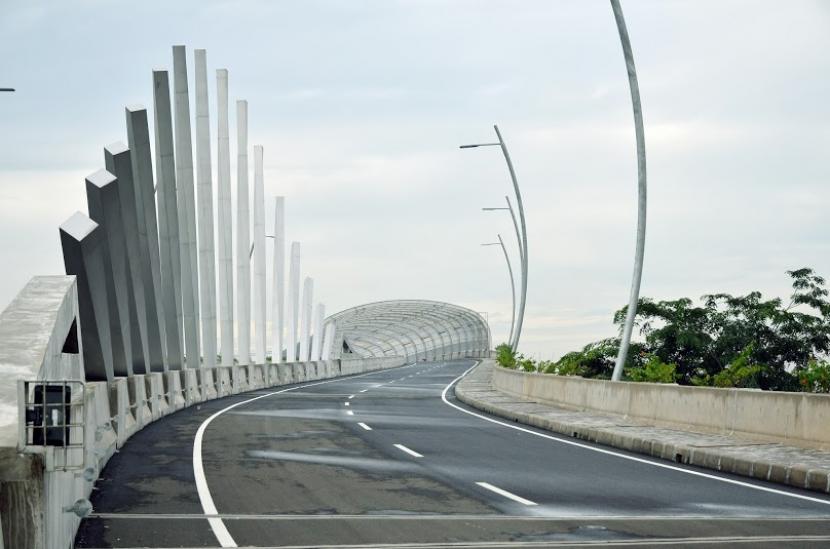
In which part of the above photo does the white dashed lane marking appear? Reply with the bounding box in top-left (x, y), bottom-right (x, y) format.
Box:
top-left (394, 444), bottom-right (423, 458)
top-left (476, 482), bottom-right (537, 506)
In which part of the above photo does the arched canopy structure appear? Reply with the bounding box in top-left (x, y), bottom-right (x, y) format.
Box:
top-left (324, 300), bottom-right (490, 362)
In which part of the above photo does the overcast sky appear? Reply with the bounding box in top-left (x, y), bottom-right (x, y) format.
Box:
top-left (1, 0), bottom-right (828, 360)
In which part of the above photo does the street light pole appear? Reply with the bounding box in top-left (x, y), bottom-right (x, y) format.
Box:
top-left (483, 195), bottom-right (524, 266)
top-left (482, 235), bottom-right (516, 346)
top-left (610, 0), bottom-right (648, 382)
top-left (461, 125), bottom-right (528, 352)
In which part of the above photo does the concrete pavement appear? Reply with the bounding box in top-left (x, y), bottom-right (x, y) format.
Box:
top-left (76, 359), bottom-right (830, 548)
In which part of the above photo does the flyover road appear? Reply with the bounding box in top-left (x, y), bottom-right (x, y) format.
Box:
top-left (76, 359), bottom-right (830, 548)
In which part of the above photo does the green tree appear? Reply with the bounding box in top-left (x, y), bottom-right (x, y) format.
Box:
top-left (561, 268), bottom-right (830, 392)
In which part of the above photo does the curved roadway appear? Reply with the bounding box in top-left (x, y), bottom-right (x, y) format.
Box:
top-left (76, 359), bottom-right (830, 548)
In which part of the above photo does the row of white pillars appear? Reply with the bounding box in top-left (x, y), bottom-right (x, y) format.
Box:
top-left (149, 46), bottom-right (328, 369)
top-left (66, 45), bottom-right (329, 379)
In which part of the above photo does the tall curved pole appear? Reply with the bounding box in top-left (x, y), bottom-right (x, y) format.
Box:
top-left (481, 235), bottom-right (516, 347)
top-left (498, 234), bottom-right (516, 346)
top-left (610, 0), bottom-right (647, 382)
top-left (505, 196), bottom-right (524, 264)
top-left (493, 125), bottom-right (528, 352)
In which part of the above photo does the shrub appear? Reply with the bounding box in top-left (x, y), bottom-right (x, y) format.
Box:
top-left (495, 343), bottom-right (516, 369)
top-left (517, 356), bottom-right (536, 372)
top-left (626, 355), bottom-right (677, 383)
top-left (798, 359), bottom-right (830, 393)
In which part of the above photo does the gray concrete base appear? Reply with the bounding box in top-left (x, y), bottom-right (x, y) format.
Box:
top-left (456, 360), bottom-right (830, 495)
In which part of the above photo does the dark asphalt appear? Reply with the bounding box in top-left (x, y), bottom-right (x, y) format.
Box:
top-left (76, 359), bottom-right (830, 548)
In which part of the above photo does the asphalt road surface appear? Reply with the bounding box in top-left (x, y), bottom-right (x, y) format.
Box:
top-left (76, 359), bottom-right (830, 548)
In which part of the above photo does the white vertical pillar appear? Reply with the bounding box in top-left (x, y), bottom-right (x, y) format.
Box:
top-left (216, 69), bottom-right (234, 366)
top-left (236, 100), bottom-right (251, 365)
top-left (299, 277), bottom-right (313, 362)
top-left (172, 44), bottom-right (201, 367)
top-left (321, 321), bottom-right (335, 361)
top-left (311, 303), bottom-right (325, 361)
top-left (104, 143), bottom-right (149, 374)
top-left (152, 70), bottom-right (184, 369)
top-left (286, 242), bottom-right (300, 361)
top-left (126, 107), bottom-right (168, 372)
top-left (194, 49), bottom-right (217, 369)
top-left (270, 196), bottom-right (285, 362)
top-left (252, 145), bottom-right (267, 365)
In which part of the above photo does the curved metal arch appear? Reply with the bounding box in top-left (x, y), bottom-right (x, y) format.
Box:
top-left (343, 323), bottom-right (420, 361)
top-left (344, 320), bottom-right (432, 360)
top-left (341, 313), bottom-right (444, 361)
top-left (326, 299), bottom-right (490, 362)
top-left (335, 308), bottom-right (449, 360)
top-left (335, 315), bottom-right (426, 361)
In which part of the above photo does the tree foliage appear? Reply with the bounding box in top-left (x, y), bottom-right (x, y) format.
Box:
top-left (495, 343), bottom-right (516, 369)
top-left (544, 268), bottom-right (830, 392)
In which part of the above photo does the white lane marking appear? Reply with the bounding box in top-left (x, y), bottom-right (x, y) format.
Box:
top-left (348, 395), bottom-right (355, 399)
top-left (358, 422), bottom-right (373, 431)
top-left (476, 481), bottom-right (537, 506)
top-left (359, 389), bottom-right (368, 393)
top-left (345, 402), bottom-right (350, 406)
top-left (87, 511), bottom-right (830, 521)
top-left (347, 410), bottom-right (354, 416)
top-left (194, 418), bottom-right (236, 546)
top-left (441, 363), bottom-right (830, 508)
top-left (194, 365), bottom-right (414, 547)
top-left (394, 443), bottom-right (423, 458)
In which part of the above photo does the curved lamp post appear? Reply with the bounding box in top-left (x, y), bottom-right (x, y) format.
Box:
top-left (483, 195), bottom-right (524, 267)
top-left (482, 235), bottom-right (517, 347)
top-left (461, 125), bottom-right (528, 352)
top-left (610, 0), bottom-right (648, 382)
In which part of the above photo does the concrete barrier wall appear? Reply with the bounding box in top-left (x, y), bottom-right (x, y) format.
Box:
top-left (492, 366), bottom-right (830, 450)
top-left (4, 356), bottom-right (405, 549)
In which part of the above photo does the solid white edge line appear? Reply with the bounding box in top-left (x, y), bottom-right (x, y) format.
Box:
top-left (441, 361), bottom-right (830, 508)
top-left (358, 422), bottom-right (373, 431)
top-left (194, 364), bottom-right (414, 547)
top-left (394, 443), bottom-right (424, 458)
top-left (476, 481), bottom-right (537, 506)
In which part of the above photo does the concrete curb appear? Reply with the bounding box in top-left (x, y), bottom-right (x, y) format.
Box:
top-left (455, 361), bottom-right (830, 495)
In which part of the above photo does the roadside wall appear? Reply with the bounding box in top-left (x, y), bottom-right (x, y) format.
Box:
top-left (493, 367), bottom-right (830, 449)
top-left (493, 366), bottom-right (830, 450)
